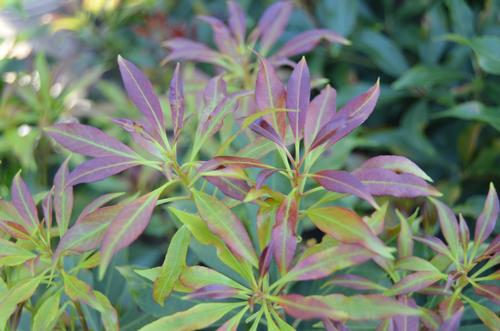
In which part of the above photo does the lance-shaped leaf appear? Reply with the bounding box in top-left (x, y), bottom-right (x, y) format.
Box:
top-left (249, 118), bottom-right (284, 147)
top-left (414, 236), bottom-right (454, 259)
top-left (118, 56), bottom-right (166, 144)
top-left (465, 297), bottom-right (500, 330)
top-left (458, 214), bottom-right (470, 253)
top-left (169, 63), bottom-right (184, 140)
top-left (307, 207), bottom-right (393, 259)
top-left (227, 0), bottom-right (246, 43)
top-left (206, 175), bottom-right (250, 201)
top-left (272, 196), bottom-right (298, 273)
top-left (354, 168), bottom-right (440, 198)
top-left (0, 275), bottom-right (43, 330)
top-left (259, 245), bottom-right (273, 278)
top-left (45, 123), bottom-right (136, 158)
top-left (286, 57), bottom-right (310, 138)
top-left (357, 155), bottom-right (433, 182)
top-left (54, 205), bottom-right (123, 261)
top-left (255, 57), bottom-right (287, 137)
top-left (139, 302), bottom-right (244, 331)
top-left (11, 172), bottom-right (38, 231)
top-left (304, 85), bottom-right (336, 149)
top-left (163, 38), bottom-right (225, 65)
top-left (200, 75), bottom-right (227, 128)
top-left (0, 199), bottom-right (24, 225)
top-left (473, 283), bottom-right (500, 305)
top-left (113, 118), bottom-right (164, 159)
top-left (179, 266), bottom-right (247, 292)
top-left (0, 237), bottom-right (37, 267)
top-left (274, 294), bottom-right (345, 321)
top-left (396, 256), bottom-right (441, 273)
top-left (385, 271), bottom-right (444, 295)
top-left (474, 183), bottom-right (499, 247)
top-left (54, 158), bottom-right (73, 236)
top-left (198, 16), bottom-right (238, 55)
top-left (286, 243), bottom-right (373, 281)
top-left (430, 198), bottom-right (461, 259)
top-left (397, 210), bottom-right (413, 259)
top-left (153, 225), bottom-right (191, 305)
top-left (256, 168), bottom-right (279, 189)
top-left (273, 29), bottom-right (349, 59)
top-left (186, 284), bottom-right (240, 300)
top-left (68, 156), bottom-right (141, 185)
top-left (255, 1), bottom-right (293, 55)
top-left (439, 307), bottom-right (464, 331)
top-left (32, 292), bottom-right (62, 331)
top-left (211, 156), bottom-right (273, 169)
top-left (76, 192), bottom-right (124, 224)
top-left (313, 170), bottom-right (378, 208)
top-left (393, 296), bottom-right (419, 331)
top-left (100, 191), bottom-right (160, 278)
top-left (42, 190), bottom-right (53, 228)
top-left (216, 307), bottom-right (247, 331)
top-left (309, 115), bottom-right (347, 151)
top-left (325, 274), bottom-right (387, 292)
top-left (192, 190), bottom-right (258, 266)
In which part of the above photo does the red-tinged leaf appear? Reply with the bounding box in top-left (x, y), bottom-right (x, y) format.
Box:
top-left (192, 190), bottom-right (258, 266)
top-left (474, 183), bottom-right (499, 247)
top-left (474, 283), bottom-right (500, 305)
top-left (258, 245), bottom-right (272, 278)
top-left (198, 16), bottom-right (238, 55)
top-left (273, 29), bottom-right (349, 59)
top-left (76, 192), bottom-right (124, 224)
top-left (186, 284), bottom-right (239, 300)
top-left (393, 296), bottom-right (419, 331)
top-left (430, 198), bottom-right (461, 259)
top-left (54, 205), bottom-right (123, 261)
top-left (286, 57), bottom-right (310, 138)
top-left (465, 298), bottom-right (500, 331)
top-left (439, 307), bottom-right (463, 331)
top-left (0, 221), bottom-right (30, 240)
top-left (414, 236), bottom-right (453, 258)
top-left (42, 189), bottom-right (53, 228)
top-left (113, 118), bottom-right (164, 159)
top-left (357, 155), bottom-right (433, 182)
top-left (276, 294), bottom-right (345, 320)
top-left (0, 199), bottom-right (25, 226)
top-left (458, 214), bottom-right (470, 253)
top-left (45, 123), bottom-right (136, 158)
top-left (227, 0), bottom-right (246, 43)
top-left (54, 158), bottom-right (73, 236)
top-left (304, 85), bottom-right (336, 149)
top-left (255, 1), bottom-right (293, 54)
top-left (307, 207), bottom-right (394, 259)
top-left (68, 156), bottom-right (141, 185)
top-left (286, 243), bottom-right (373, 281)
top-left (11, 172), bottom-right (38, 231)
top-left (354, 168), bottom-right (441, 198)
top-left (216, 307), bottom-right (247, 331)
top-left (249, 118), bottom-right (284, 147)
top-left (169, 63), bottom-right (184, 140)
top-left (212, 156), bottom-right (273, 169)
top-left (313, 170), bottom-right (378, 208)
top-left (100, 191), bottom-right (160, 278)
top-left (325, 274), bottom-right (387, 291)
top-left (309, 115), bottom-right (347, 151)
top-left (385, 271), bottom-right (444, 295)
top-left (118, 56), bottom-right (166, 144)
top-left (255, 58), bottom-right (287, 137)
top-left (256, 169), bottom-right (278, 189)
top-left (272, 196), bottom-right (298, 273)
top-left (163, 38), bottom-right (225, 66)
top-left (205, 175), bottom-right (250, 201)
top-left (481, 234), bottom-right (499, 258)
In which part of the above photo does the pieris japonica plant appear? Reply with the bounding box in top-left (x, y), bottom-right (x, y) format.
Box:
top-left (1, 4), bottom-right (499, 331)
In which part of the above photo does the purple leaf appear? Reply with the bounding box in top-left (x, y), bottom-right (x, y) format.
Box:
top-left (357, 155), bottom-right (433, 182)
top-left (118, 56), bottom-right (166, 145)
top-left (309, 115), bottom-right (347, 151)
top-left (76, 192), bottom-right (124, 224)
top-left (458, 214), bottom-right (470, 252)
top-left (313, 170), bottom-right (377, 208)
top-left (286, 57), bottom-right (310, 138)
top-left (186, 284), bottom-right (239, 300)
top-left (386, 271), bottom-right (444, 295)
top-left (256, 169), bottom-right (278, 189)
top-left (273, 29), bottom-right (350, 59)
top-left (227, 0), bottom-right (246, 43)
top-left (169, 63), bottom-right (185, 141)
top-left (354, 168), bottom-right (440, 198)
top-left (304, 85), bottom-right (336, 149)
top-left (113, 118), bottom-right (163, 159)
top-left (100, 192), bottom-right (160, 278)
top-left (326, 275), bottom-right (387, 292)
top-left (68, 157), bottom-right (141, 185)
top-left (272, 196), bottom-right (298, 273)
top-left (439, 307), bottom-right (464, 331)
top-left (393, 297), bottom-right (419, 331)
top-left (474, 183), bottom-right (499, 247)
top-left (54, 158), bottom-right (73, 236)
top-left (201, 90), bottom-right (250, 137)
top-left (249, 118), bottom-right (284, 147)
top-left (45, 123), bottom-right (136, 158)
top-left (211, 156), bottom-right (272, 169)
top-left (163, 38), bottom-right (224, 66)
top-left (42, 189), bottom-right (53, 228)
top-left (481, 234), bottom-right (499, 258)
top-left (205, 175), bottom-right (250, 201)
top-left (198, 16), bottom-right (238, 55)
top-left (414, 236), bottom-right (453, 258)
top-left (255, 1), bottom-right (293, 54)
top-left (258, 245), bottom-right (272, 278)
top-left (200, 75), bottom-right (227, 129)
top-left (11, 173), bottom-right (38, 231)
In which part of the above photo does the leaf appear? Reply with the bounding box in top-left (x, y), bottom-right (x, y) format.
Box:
top-left (227, 0), bottom-right (246, 43)
top-left (439, 306), bottom-right (464, 331)
top-left (392, 65), bottom-right (465, 90)
top-left (304, 85), bottom-right (336, 149)
top-left (169, 63), bottom-right (184, 140)
top-left (11, 172), bottom-right (38, 231)
top-left (273, 29), bottom-right (349, 59)
top-left (465, 297), bottom-right (500, 330)
top-left (286, 57), bottom-right (310, 138)
top-left (76, 192), bottom-right (125, 224)
top-left (393, 297), bottom-right (419, 331)
top-left (32, 291), bottom-right (62, 331)
top-left (396, 256), bottom-right (440, 273)
top-left (216, 307), bottom-right (247, 331)
top-left (249, 118), bottom-right (284, 147)
top-left (68, 156), bottom-right (141, 185)
top-left (186, 284), bottom-right (239, 300)
top-left (153, 226), bottom-right (191, 305)
top-left (473, 283), bottom-right (500, 305)
top-left (255, 1), bottom-right (293, 55)
top-left (325, 274), bottom-right (387, 291)
top-left (0, 275), bottom-right (43, 330)
top-left (414, 236), bottom-right (454, 259)
top-left (430, 198), bottom-right (461, 259)
top-left (432, 102), bottom-right (500, 132)
top-left (192, 190), bottom-right (258, 266)
top-left (198, 16), bottom-right (238, 55)
top-left (307, 207), bottom-right (393, 259)
top-left (385, 271), bottom-right (444, 295)
top-left (467, 36), bottom-right (500, 75)
top-left (397, 210), bottom-right (413, 259)
top-left (54, 158), bottom-right (73, 236)
top-left (313, 170), bottom-right (377, 208)
top-left (179, 266), bottom-right (247, 292)
top-left (354, 168), bottom-right (440, 198)
top-left (474, 183), bottom-right (499, 247)
top-left (272, 196), bottom-right (298, 273)
top-left (357, 155), bottom-right (433, 182)
top-left (139, 302), bottom-right (244, 331)
top-left (118, 56), bottom-right (166, 144)
top-left (100, 191), bottom-right (160, 278)
top-left (45, 123), bottom-right (137, 158)
top-left (163, 38), bottom-right (225, 66)
top-left (0, 237), bottom-right (36, 266)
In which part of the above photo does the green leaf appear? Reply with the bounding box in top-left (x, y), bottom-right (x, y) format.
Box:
top-left (396, 210), bottom-right (414, 259)
top-left (392, 65), bottom-right (465, 90)
top-left (178, 266), bottom-right (248, 292)
top-left (433, 102), bottom-right (500, 132)
top-left (153, 226), bottom-right (190, 305)
top-left (0, 237), bottom-right (36, 267)
top-left (32, 291), bottom-right (62, 331)
top-left (138, 302), bottom-right (245, 331)
top-left (465, 297), bottom-right (500, 330)
top-left (430, 197), bottom-right (461, 259)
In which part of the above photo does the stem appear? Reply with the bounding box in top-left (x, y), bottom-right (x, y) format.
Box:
top-left (74, 301), bottom-right (89, 331)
